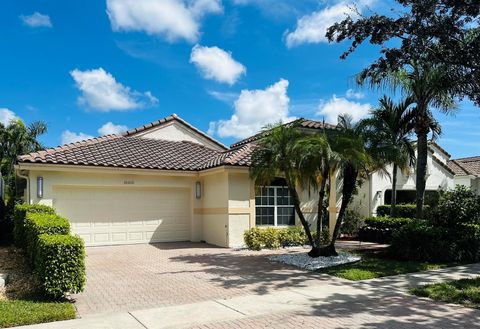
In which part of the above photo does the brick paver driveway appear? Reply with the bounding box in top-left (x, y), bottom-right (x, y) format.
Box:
top-left (73, 242), bottom-right (341, 316)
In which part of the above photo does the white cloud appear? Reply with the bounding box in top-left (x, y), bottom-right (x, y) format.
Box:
top-left (106, 0), bottom-right (222, 43)
top-left (190, 45), bottom-right (246, 85)
top-left (317, 95), bottom-right (371, 124)
top-left (20, 12), bottom-right (52, 28)
top-left (0, 108), bottom-right (18, 126)
top-left (346, 88), bottom-right (364, 99)
top-left (98, 122), bottom-right (129, 135)
top-left (207, 90), bottom-right (239, 103)
top-left (285, 1), bottom-right (359, 47)
top-left (70, 67), bottom-right (158, 111)
top-left (210, 79), bottom-right (295, 138)
top-left (61, 130), bottom-right (94, 145)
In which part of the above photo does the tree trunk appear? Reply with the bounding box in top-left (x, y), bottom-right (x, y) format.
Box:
top-left (321, 165), bottom-right (358, 257)
top-left (390, 164), bottom-right (398, 218)
top-left (309, 168), bottom-right (329, 258)
top-left (415, 130), bottom-right (428, 219)
top-left (285, 174), bottom-right (315, 248)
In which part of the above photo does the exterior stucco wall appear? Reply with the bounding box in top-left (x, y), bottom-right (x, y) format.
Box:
top-left (199, 171), bottom-right (229, 247)
top-left (134, 121), bottom-right (225, 151)
top-left (351, 150), bottom-right (455, 216)
top-left (454, 176), bottom-right (480, 195)
top-left (22, 167), bottom-right (200, 243)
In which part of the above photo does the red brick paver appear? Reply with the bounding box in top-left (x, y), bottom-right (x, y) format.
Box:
top-left (73, 243), bottom-right (340, 316)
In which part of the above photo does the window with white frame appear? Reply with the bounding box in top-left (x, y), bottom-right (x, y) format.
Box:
top-left (255, 186), bottom-right (295, 226)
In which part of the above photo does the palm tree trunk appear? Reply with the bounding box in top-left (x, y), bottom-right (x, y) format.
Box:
top-left (285, 173), bottom-right (315, 248)
top-left (309, 168), bottom-right (329, 257)
top-left (415, 130), bottom-right (428, 219)
top-left (390, 164), bottom-right (398, 217)
top-left (321, 165), bottom-right (358, 257)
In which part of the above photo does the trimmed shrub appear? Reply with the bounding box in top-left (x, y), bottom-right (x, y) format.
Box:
top-left (14, 204), bottom-right (55, 248)
top-left (278, 226), bottom-right (306, 247)
top-left (262, 227), bottom-right (281, 249)
top-left (364, 216), bottom-right (413, 230)
top-left (359, 216), bottom-right (413, 243)
top-left (376, 204), bottom-right (431, 218)
top-left (340, 209), bottom-right (364, 236)
top-left (243, 227), bottom-right (263, 250)
top-left (431, 186), bottom-right (480, 226)
top-left (311, 229), bottom-right (331, 246)
top-left (35, 234), bottom-right (86, 298)
top-left (244, 226), bottom-right (330, 250)
top-left (390, 221), bottom-right (453, 262)
top-left (24, 213), bottom-right (70, 264)
top-left (389, 187), bottom-right (480, 263)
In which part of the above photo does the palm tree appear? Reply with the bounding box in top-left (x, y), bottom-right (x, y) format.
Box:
top-left (362, 96), bottom-right (417, 217)
top-left (294, 131), bottom-right (337, 256)
top-left (249, 123), bottom-right (316, 248)
top-left (2, 119), bottom-right (47, 198)
top-left (321, 115), bottom-right (372, 256)
top-left (359, 62), bottom-right (456, 218)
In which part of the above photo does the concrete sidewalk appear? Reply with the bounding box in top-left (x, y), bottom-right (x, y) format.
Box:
top-left (16, 263), bottom-right (480, 329)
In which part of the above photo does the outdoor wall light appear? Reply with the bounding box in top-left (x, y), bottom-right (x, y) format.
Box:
top-left (37, 176), bottom-right (44, 199)
top-left (195, 181), bottom-right (201, 199)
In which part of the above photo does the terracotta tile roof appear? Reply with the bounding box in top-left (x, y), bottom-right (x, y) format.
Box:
top-left (18, 136), bottom-right (225, 171)
top-left (202, 143), bottom-right (256, 169)
top-left (123, 113), bottom-right (228, 150)
top-left (448, 156), bottom-right (480, 177)
top-left (230, 118), bottom-right (336, 148)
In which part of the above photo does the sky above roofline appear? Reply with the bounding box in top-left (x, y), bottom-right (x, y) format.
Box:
top-left (1, 0), bottom-right (479, 158)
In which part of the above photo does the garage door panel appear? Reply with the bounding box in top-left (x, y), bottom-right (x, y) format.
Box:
top-left (53, 186), bottom-right (191, 246)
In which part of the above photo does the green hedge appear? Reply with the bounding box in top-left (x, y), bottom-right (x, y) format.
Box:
top-left (364, 216), bottom-right (413, 230)
top-left (13, 203), bottom-right (85, 299)
top-left (244, 226), bottom-right (330, 250)
top-left (390, 187), bottom-right (480, 263)
top-left (13, 204), bottom-right (55, 248)
top-left (359, 216), bottom-right (413, 243)
top-left (376, 204), bottom-right (431, 218)
top-left (24, 213), bottom-right (70, 264)
top-left (35, 234), bottom-right (86, 299)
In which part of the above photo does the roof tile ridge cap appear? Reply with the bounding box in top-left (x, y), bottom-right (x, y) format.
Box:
top-left (58, 134), bottom-right (120, 151)
top-left (455, 155), bottom-right (480, 161)
top-left (451, 159), bottom-right (467, 171)
top-left (453, 159), bottom-right (475, 176)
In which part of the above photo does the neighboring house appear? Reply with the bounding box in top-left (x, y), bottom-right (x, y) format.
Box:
top-left (16, 114), bottom-right (338, 248)
top-left (352, 142), bottom-right (455, 217)
top-left (15, 114), bottom-right (458, 247)
top-left (448, 156), bottom-right (480, 194)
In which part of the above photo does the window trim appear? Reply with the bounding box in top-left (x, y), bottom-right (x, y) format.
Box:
top-left (255, 185), bottom-right (295, 227)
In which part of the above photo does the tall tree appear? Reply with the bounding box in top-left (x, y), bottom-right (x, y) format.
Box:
top-left (249, 123), bottom-right (316, 249)
top-left (359, 63), bottom-right (455, 218)
top-left (321, 115), bottom-right (372, 256)
top-left (326, 0), bottom-right (480, 105)
top-left (1, 119), bottom-right (47, 199)
top-left (362, 96), bottom-right (417, 217)
top-left (294, 132), bottom-right (337, 257)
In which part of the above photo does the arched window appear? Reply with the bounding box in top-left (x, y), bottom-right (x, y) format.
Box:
top-left (255, 178), bottom-right (295, 226)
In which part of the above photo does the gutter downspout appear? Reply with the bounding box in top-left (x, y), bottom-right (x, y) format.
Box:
top-left (16, 166), bottom-right (30, 205)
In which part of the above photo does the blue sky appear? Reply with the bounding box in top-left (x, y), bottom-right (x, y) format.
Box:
top-left (0, 0), bottom-right (479, 158)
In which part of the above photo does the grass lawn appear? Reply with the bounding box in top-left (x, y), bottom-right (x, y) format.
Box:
top-left (0, 246), bottom-right (77, 328)
top-left (0, 298), bottom-right (76, 328)
top-left (319, 253), bottom-right (449, 281)
top-left (410, 277), bottom-right (480, 309)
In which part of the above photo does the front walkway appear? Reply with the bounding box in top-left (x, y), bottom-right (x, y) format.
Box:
top-left (19, 263), bottom-right (480, 329)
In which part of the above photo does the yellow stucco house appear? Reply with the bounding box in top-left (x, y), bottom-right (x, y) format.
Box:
top-left (16, 114), bottom-right (340, 248)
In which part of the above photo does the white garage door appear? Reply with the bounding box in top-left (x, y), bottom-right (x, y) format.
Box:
top-left (53, 186), bottom-right (191, 246)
